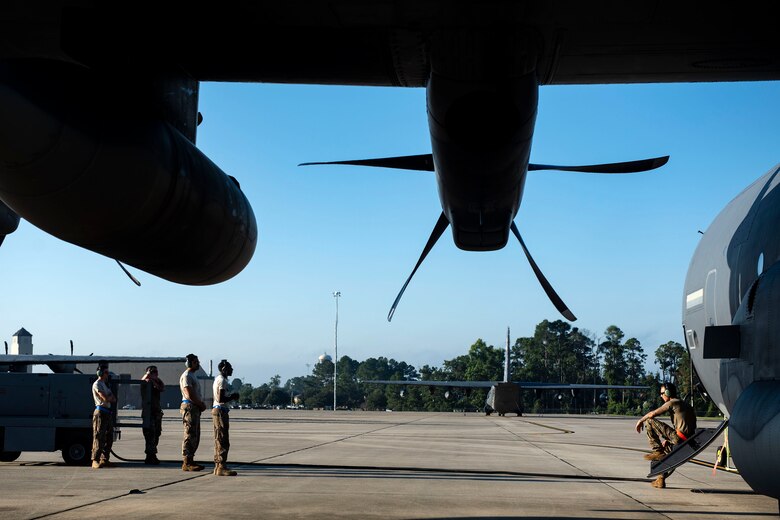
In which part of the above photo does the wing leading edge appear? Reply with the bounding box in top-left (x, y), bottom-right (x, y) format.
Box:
top-left (364, 380), bottom-right (648, 391)
top-left (0, 355), bottom-right (185, 365)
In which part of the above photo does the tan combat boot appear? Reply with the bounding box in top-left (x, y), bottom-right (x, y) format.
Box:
top-left (182, 457), bottom-right (204, 471)
top-left (644, 451), bottom-right (665, 461)
top-left (91, 460), bottom-right (101, 469)
top-left (214, 464), bottom-right (237, 476)
top-left (651, 475), bottom-right (666, 488)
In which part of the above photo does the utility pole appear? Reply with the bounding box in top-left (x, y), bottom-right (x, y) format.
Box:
top-left (504, 327), bottom-right (510, 382)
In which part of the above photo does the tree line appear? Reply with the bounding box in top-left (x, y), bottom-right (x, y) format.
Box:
top-left (233, 320), bottom-right (719, 416)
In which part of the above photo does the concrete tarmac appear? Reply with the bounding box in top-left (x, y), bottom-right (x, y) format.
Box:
top-left (1, 411), bottom-right (777, 519)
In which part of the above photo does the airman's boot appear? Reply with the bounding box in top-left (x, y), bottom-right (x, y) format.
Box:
top-left (144, 454), bottom-right (160, 465)
top-left (644, 450), bottom-right (665, 461)
top-left (651, 475), bottom-right (666, 488)
top-left (182, 457), bottom-right (204, 471)
top-left (91, 460), bottom-right (101, 469)
top-left (214, 464), bottom-right (237, 476)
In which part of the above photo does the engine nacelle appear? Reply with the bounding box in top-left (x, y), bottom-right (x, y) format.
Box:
top-left (426, 30), bottom-right (539, 252)
top-left (0, 60), bottom-right (256, 285)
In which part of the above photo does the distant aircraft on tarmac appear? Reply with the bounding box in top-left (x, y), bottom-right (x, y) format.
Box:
top-left (366, 327), bottom-right (647, 416)
top-left (673, 163), bottom-right (780, 503)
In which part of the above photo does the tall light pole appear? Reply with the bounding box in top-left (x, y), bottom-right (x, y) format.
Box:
top-left (592, 335), bottom-right (601, 410)
top-left (333, 291), bottom-right (341, 411)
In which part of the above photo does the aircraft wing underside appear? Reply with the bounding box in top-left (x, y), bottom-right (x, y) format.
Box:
top-left (0, 355), bottom-right (186, 374)
top-left (367, 380), bottom-right (497, 388)
top-left (1, 2), bottom-right (779, 87)
top-left (0, 355), bottom-right (185, 365)
top-left (365, 380), bottom-right (648, 390)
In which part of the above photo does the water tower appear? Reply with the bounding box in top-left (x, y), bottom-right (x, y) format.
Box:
top-left (10, 327), bottom-right (33, 372)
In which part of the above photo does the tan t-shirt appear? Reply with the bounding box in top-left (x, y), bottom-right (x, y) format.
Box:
top-left (179, 370), bottom-right (201, 402)
top-left (92, 379), bottom-right (113, 408)
top-left (213, 374), bottom-right (230, 408)
top-left (668, 398), bottom-right (696, 437)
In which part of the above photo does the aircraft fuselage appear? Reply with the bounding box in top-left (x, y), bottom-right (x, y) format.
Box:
top-left (682, 163), bottom-right (780, 499)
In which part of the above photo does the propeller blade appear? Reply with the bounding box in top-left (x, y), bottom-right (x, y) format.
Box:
top-left (510, 222), bottom-right (576, 321)
top-left (300, 153), bottom-right (434, 172)
top-left (115, 260), bottom-right (141, 286)
top-left (528, 155), bottom-right (669, 174)
top-left (388, 212), bottom-right (450, 322)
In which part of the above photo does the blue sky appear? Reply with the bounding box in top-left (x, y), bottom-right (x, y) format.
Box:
top-left (2, 80), bottom-right (779, 386)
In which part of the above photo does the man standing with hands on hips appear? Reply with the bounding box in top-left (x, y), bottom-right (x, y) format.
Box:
top-left (180, 353), bottom-right (207, 471)
top-left (212, 359), bottom-right (240, 476)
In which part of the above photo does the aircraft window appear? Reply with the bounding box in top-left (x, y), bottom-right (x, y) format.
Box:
top-left (685, 328), bottom-right (697, 350)
top-left (757, 253), bottom-right (764, 275)
top-left (686, 288), bottom-right (703, 309)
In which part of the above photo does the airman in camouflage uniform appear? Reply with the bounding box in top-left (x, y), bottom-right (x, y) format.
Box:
top-left (180, 354), bottom-right (207, 471)
top-left (635, 382), bottom-right (696, 488)
top-left (212, 359), bottom-right (240, 476)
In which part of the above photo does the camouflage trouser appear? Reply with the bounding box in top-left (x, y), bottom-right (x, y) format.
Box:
top-left (91, 409), bottom-right (113, 462)
top-left (644, 418), bottom-right (680, 452)
top-left (142, 411), bottom-right (163, 455)
top-left (180, 404), bottom-right (201, 458)
top-left (212, 407), bottom-right (230, 464)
